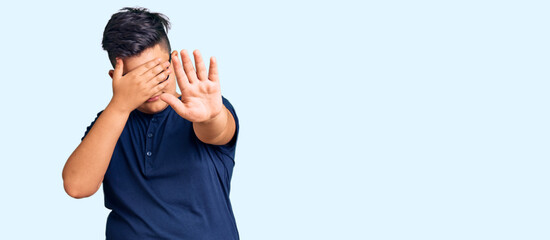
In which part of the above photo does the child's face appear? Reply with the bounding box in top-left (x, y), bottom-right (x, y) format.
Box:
top-left (119, 43), bottom-right (177, 114)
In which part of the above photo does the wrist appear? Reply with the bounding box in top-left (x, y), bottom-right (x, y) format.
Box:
top-left (196, 107), bottom-right (226, 125)
top-left (107, 98), bottom-right (132, 116)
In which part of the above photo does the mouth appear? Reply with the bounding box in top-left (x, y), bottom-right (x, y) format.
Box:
top-left (147, 95), bottom-right (161, 102)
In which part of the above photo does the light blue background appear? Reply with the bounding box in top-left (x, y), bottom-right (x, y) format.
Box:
top-left (1, 0), bottom-right (548, 239)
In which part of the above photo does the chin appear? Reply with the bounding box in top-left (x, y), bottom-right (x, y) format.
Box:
top-left (138, 101), bottom-right (169, 114)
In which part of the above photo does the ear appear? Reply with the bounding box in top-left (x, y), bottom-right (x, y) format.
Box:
top-left (108, 70), bottom-right (114, 79)
top-left (170, 51), bottom-right (177, 69)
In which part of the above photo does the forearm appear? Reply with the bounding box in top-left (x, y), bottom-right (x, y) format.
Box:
top-left (62, 102), bottom-right (130, 198)
top-left (193, 106), bottom-right (235, 145)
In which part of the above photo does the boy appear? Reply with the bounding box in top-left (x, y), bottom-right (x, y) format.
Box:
top-left (62, 7), bottom-right (240, 239)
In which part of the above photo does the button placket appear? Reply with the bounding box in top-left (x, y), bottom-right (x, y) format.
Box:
top-left (145, 117), bottom-right (158, 173)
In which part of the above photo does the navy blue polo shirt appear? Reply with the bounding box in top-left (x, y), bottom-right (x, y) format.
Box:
top-left (81, 96), bottom-right (239, 240)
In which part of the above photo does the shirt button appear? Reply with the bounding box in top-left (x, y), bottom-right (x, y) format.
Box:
top-left (147, 133), bottom-right (153, 138)
top-left (151, 118), bottom-right (156, 122)
top-left (146, 151), bottom-right (152, 157)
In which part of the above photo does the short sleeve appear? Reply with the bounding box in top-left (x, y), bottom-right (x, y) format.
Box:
top-left (212, 96), bottom-right (239, 157)
top-left (81, 110), bottom-right (104, 141)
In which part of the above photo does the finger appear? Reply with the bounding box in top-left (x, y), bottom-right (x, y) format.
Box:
top-left (146, 67), bottom-right (171, 85)
top-left (133, 58), bottom-right (165, 76)
top-left (180, 49), bottom-right (198, 83)
top-left (208, 56), bottom-right (219, 82)
top-left (142, 60), bottom-right (171, 81)
top-left (151, 78), bottom-right (171, 93)
top-left (193, 50), bottom-right (207, 81)
top-left (160, 93), bottom-right (189, 117)
top-left (172, 51), bottom-right (190, 91)
top-left (113, 58), bottom-right (123, 80)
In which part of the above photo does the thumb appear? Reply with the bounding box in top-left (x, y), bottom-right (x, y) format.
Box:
top-left (113, 58), bottom-right (123, 80)
top-left (160, 93), bottom-right (188, 117)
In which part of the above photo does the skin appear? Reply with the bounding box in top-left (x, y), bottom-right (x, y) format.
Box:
top-left (62, 44), bottom-right (236, 199)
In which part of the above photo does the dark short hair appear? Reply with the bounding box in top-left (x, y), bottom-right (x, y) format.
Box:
top-left (102, 7), bottom-right (171, 67)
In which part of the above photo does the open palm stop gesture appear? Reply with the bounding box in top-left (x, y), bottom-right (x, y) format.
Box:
top-left (160, 50), bottom-right (223, 123)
